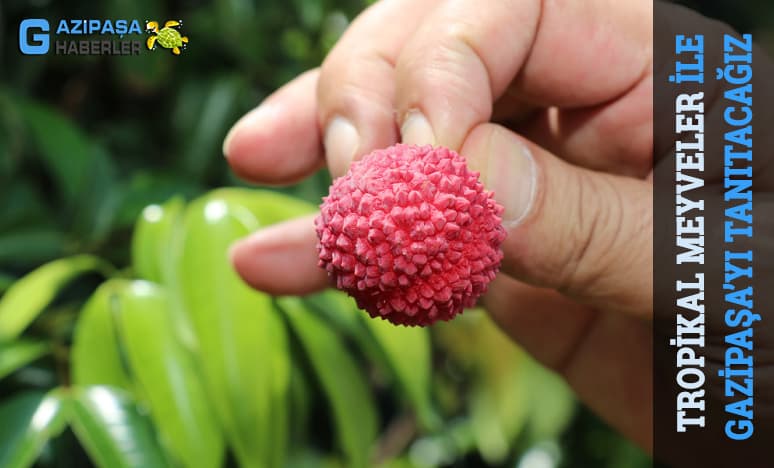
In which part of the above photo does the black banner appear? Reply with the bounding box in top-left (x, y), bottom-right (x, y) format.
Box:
top-left (654, 1), bottom-right (774, 467)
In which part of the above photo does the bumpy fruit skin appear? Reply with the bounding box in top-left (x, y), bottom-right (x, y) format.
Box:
top-left (315, 144), bottom-right (506, 326)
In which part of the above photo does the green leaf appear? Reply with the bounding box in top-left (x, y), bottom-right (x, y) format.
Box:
top-left (70, 386), bottom-right (170, 468)
top-left (434, 311), bottom-right (532, 464)
top-left (113, 279), bottom-right (224, 468)
top-left (207, 187), bottom-right (317, 226)
top-left (469, 383), bottom-right (520, 463)
top-left (0, 181), bottom-right (48, 232)
top-left (131, 197), bottom-right (195, 351)
top-left (279, 297), bottom-right (378, 468)
top-left (0, 340), bottom-right (49, 380)
top-left (69, 145), bottom-right (121, 244)
top-left (174, 76), bottom-right (246, 179)
top-left (16, 100), bottom-right (94, 206)
top-left (0, 228), bottom-right (67, 266)
top-left (117, 173), bottom-right (201, 228)
top-left (362, 316), bottom-right (437, 430)
top-left (304, 292), bottom-right (432, 435)
top-left (288, 362), bottom-right (312, 442)
top-left (0, 255), bottom-right (107, 341)
top-left (70, 283), bottom-right (133, 390)
top-left (303, 291), bottom-right (385, 368)
top-left (131, 197), bottom-right (185, 284)
top-left (16, 99), bottom-right (120, 243)
top-left (175, 194), bottom-right (290, 468)
top-left (303, 291), bottom-right (363, 341)
top-left (524, 360), bottom-right (576, 442)
top-left (0, 389), bottom-right (68, 468)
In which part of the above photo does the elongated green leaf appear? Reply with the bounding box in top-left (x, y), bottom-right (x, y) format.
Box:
top-left (524, 360), bottom-right (575, 441)
top-left (113, 279), bottom-right (224, 468)
top-left (207, 187), bottom-right (317, 226)
top-left (362, 316), bottom-right (437, 430)
top-left (176, 195), bottom-right (290, 468)
top-left (0, 228), bottom-right (67, 265)
top-left (117, 173), bottom-right (202, 229)
top-left (177, 77), bottom-right (245, 179)
top-left (303, 291), bottom-right (365, 341)
top-left (279, 297), bottom-right (378, 468)
top-left (17, 100), bottom-right (94, 206)
top-left (306, 291), bottom-right (437, 429)
top-left (70, 145), bottom-right (120, 244)
top-left (17, 99), bottom-right (120, 243)
top-left (131, 197), bottom-right (196, 351)
top-left (288, 361), bottom-right (312, 442)
top-left (469, 380), bottom-right (525, 463)
top-left (0, 389), bottom-right (68, 468)
top-left (70, 386), bottom-right (170, 468)
top-left (0, 255), bottom-right (107, 341)
top-left (434, 311), bottom-right (531, 464)
top-left (70, 283), bottom-right (133, 390)
top-left (0, 340), bottom-right (49, 380)
top-left (303, 291), bottom-right (385, 369)
top-left (131, 197), bottom-right (185, 284)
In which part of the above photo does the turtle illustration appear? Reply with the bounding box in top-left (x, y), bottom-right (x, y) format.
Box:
top-left (146, 20), bottom-right (188, 55)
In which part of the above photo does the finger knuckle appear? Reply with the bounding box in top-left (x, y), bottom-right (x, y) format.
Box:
top-left (396, 33), bottom-right (491, 108)
top-left (318, 50), bottom-right (395, 116)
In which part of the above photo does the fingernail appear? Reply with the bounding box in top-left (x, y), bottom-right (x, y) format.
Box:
top-left (223, 103), bottom-right (278, 158)
top-left (400, 110), bottom-right (436, 146)
top-left (470, 131), bottom-right (536, 227)
top-left (324, 116), bottom-right (360, 178)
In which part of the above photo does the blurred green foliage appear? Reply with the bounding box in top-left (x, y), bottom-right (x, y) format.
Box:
top-left (0, 0), bottom-right (651, 467)
top-left (0, 189), bottom-right (642, 468)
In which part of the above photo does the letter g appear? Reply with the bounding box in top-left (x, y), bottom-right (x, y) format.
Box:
top-left (725, 419), bottom-right (753, 440)
top-left (19, 19), bottom-right (49, 55)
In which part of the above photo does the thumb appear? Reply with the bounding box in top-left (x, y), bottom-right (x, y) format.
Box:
top-left (461, 124), bottom-right (652, 318)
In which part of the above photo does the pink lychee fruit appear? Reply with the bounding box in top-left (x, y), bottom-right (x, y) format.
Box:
top-left (315, 144), bottom-right (506, 326)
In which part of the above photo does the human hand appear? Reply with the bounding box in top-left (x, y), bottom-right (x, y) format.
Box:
top-left (224, 0), bottom-right (654, 449)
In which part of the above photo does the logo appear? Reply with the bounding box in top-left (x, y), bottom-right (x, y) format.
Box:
top-left (19, 19), bottom-right (50, 55)
top-left (17, 18), bottom-right (189, 57)
top-left (145, 20), bottom-right (188, 55)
